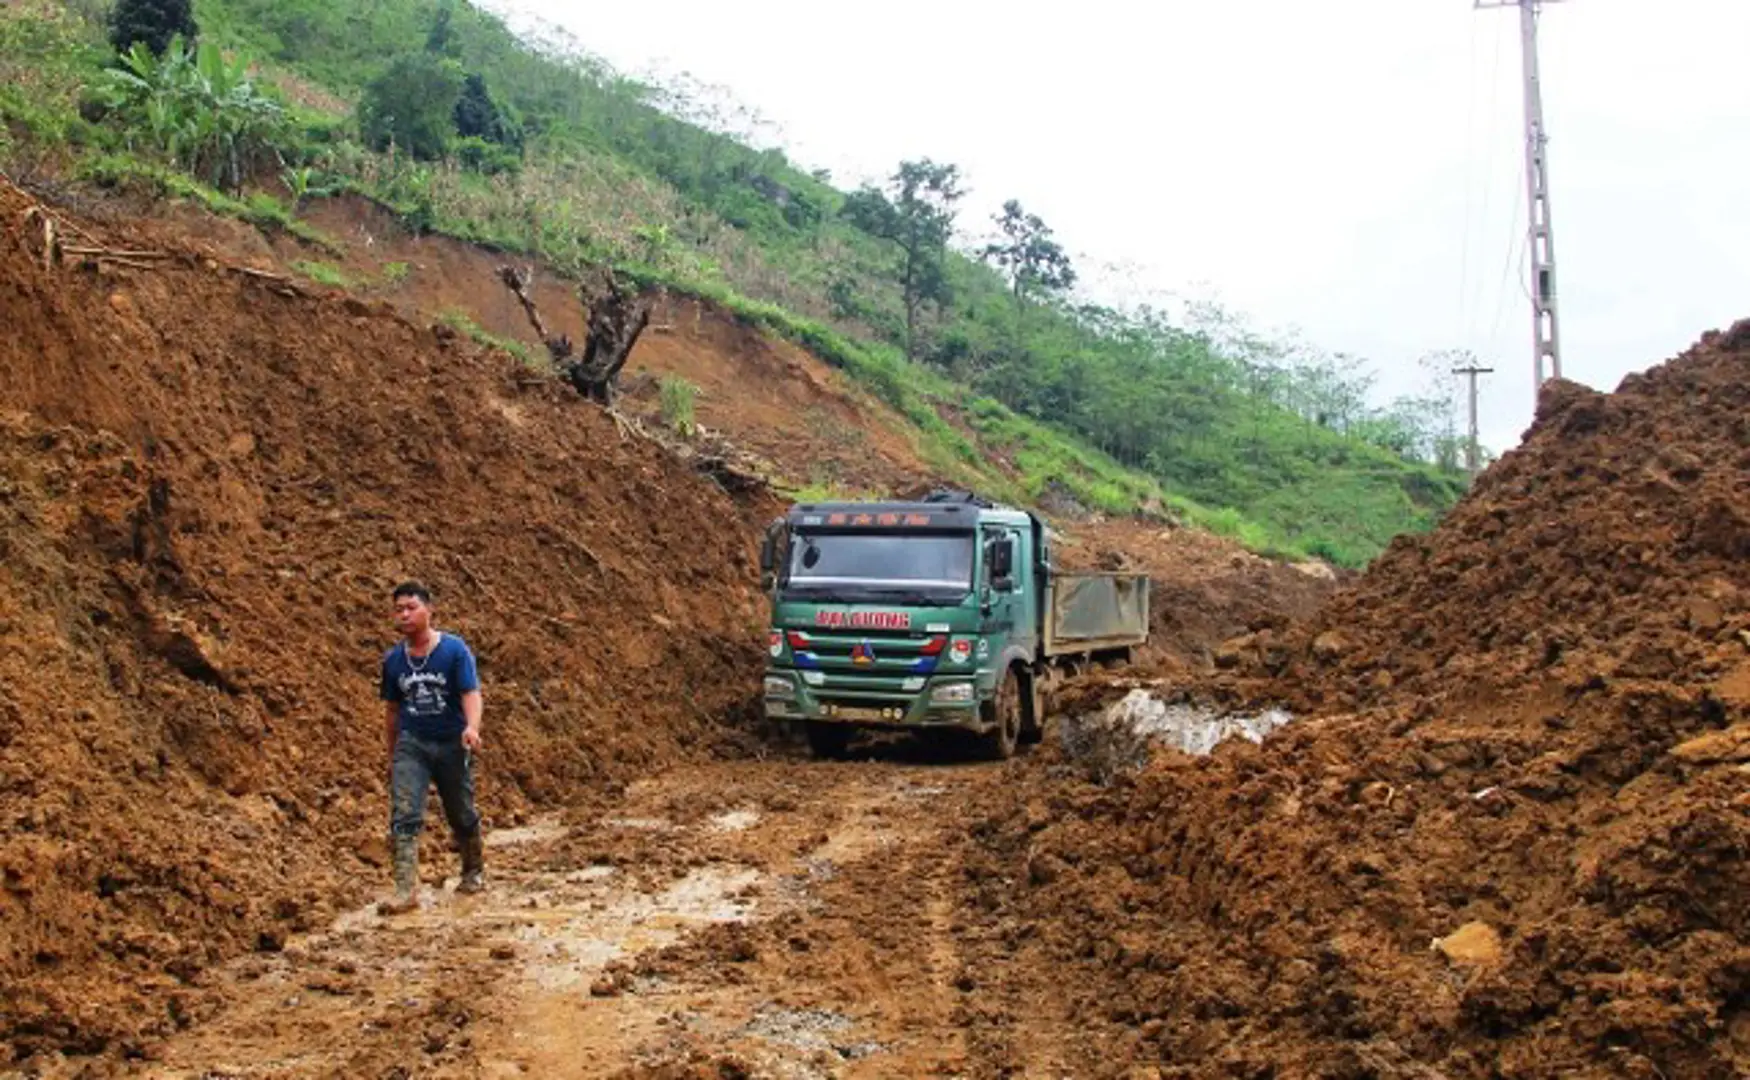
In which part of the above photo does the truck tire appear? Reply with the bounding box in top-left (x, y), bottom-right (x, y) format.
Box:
top-left (803, 721), bottom-right (852, 759)
top-left (1018, 670), bottom-right (1046, 746)
top-left (978, 668), bottom-right (1021, 761)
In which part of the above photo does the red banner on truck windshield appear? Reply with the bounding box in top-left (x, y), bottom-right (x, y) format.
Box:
top-left (815, 610), bottom-right (912, 630)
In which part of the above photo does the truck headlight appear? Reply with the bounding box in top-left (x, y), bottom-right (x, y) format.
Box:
top-left (930, 682), bottom-right (975, 704)
top-left (764, 676), bottom-right (795, 700)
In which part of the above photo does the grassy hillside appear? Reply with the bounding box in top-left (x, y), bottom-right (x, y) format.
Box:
top-left (0, 0), bottom-right (1469, 564)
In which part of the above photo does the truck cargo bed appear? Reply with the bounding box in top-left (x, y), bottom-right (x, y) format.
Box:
top-left (1042, 572), bottom-right (1150, 656)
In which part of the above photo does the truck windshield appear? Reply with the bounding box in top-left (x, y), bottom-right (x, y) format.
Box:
top-left (784, 531), bottom-right (974, 602)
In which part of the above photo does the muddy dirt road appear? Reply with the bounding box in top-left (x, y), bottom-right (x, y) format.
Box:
top-left (110, 752), bottom-right (1075, 1080)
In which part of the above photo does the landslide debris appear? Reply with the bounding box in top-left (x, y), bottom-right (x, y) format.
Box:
top-left (1054, 518), bottom-right (1338, 674)
top-left (0, 181), bottom-right (775, 1061)
top-left (969, 322), bottom-right (1750, 1078)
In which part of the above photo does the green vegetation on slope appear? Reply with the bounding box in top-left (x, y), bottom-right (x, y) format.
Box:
top-left (0, 0), bottom-right (1471, 564)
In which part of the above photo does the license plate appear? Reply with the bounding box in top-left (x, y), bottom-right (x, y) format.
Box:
top-left (834, 706), bottom-right (887, 722)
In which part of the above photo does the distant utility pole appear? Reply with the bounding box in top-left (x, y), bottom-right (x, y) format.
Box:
top-left (1452, 361), bottom-right (1495, 475)
top-left (1476, 0), bottom-right (1565, 391)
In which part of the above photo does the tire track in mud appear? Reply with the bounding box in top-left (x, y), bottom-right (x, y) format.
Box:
top-left (116, 759), bottom-right (1009, 1079)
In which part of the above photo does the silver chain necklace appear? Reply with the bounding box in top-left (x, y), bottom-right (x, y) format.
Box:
top-left (405, 632), bottom-right (441, 673)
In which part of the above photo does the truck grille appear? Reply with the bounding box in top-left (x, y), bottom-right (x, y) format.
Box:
top-left (788, 630), bottom-right (948, 701)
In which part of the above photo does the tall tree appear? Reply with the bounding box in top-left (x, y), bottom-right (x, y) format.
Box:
top-left (358, 53), bottom-right (465, 160)
top-left (982, 199), bottom-right (1075, 315)
top-left (842, 159), bottom-right (963, 361)
top-left (425, 0), bottom-right (460, 57)
top-left (109, 0), bottom-right (197, 56)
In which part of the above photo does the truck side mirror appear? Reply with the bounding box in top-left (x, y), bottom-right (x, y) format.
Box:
top-left (989, 537), bottom-right (1015, 591)
top-left (991, 537), bottom-right (1014, 578)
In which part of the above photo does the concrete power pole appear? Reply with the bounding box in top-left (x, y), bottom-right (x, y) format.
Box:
top-left (1476, 0), bottom-right (1565, 390)
top-left (1451, 362), bottom-right (1496, 475)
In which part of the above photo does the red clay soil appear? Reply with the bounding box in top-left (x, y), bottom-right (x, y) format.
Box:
top-left (965, 323), bottom-right (1750, 1078)
top-left (0, 180), bottom-right (779, 1059)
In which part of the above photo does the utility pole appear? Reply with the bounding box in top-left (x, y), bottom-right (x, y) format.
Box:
top-left (1476, 0), bottom-right (1565, 391)
top-left (1452, 361), bottom-right (1495, 475)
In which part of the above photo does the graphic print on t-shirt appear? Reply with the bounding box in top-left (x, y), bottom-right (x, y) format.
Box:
top-left (401, 670), bottom-right (450, 717)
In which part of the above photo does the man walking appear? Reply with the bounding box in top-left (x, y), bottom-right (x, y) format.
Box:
top-left (379, 581), bottom-right (485, 914)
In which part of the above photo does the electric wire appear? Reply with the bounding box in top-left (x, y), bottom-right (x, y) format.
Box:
top-left (1456, 17), bottom-right (1479, 345)
top-left (1468, 13), bottom-right (1509, 354)
top-left (1489, 179), bottom-right (1527, 354)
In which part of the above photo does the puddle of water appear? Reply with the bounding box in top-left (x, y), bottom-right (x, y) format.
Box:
top-left (486, 819), bottom-right (568, 848)
top-left (897, 783), bottom-right (948, 799)
top-left (742, 1006), bottom-right (882, 1061)
top-left (707, 809), bottom-right (762, 833)
top-left (603, 816), bottom-right (674, 832)
top-left (517, 865), bottom-right (762, 990)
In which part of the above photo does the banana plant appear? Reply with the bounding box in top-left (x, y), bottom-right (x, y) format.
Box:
top-left (95, 36), bottom-right (288, 193)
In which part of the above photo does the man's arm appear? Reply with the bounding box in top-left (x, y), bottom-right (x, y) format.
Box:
top-left (384, 701), bottom-right (401, 758)
top-left (461, 691), bottom-right (483, 751)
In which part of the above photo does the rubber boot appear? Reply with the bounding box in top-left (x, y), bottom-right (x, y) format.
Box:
top-left (380, 835), bottom-right (420, 915)
top-left (456, 831), bottom-right (485, 895)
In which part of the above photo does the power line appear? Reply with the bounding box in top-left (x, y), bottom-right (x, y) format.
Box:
top-left (1463, 13), bottom-right (1508, 352)
top-left (1487, 176), bottom-right (1525, 352)
top-left (1456, 19), bottom-right (1478, 344)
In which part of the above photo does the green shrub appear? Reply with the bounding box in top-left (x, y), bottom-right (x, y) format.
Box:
top-left (292, 260), bottom-right (351, 287)
top-left (438, 309), bottom-right (540, 368)
top-left (452, 135), bottom-right (520, 176)
top-left (659, 376), bottom-right (699, 437)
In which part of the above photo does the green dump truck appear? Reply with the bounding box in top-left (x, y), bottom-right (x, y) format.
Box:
top-left (758, 492), bottom-right (1150, 759)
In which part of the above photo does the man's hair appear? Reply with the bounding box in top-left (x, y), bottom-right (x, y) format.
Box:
top-left (392, 581), bottom-right (433, 605)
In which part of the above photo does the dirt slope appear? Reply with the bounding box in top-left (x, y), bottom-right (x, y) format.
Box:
top-left (0, 180), bottom-right (778, 1058)
top-left (968, 323), bottom-right (1750, 1078)
top-left (284, 195), bottom-right (939, 498)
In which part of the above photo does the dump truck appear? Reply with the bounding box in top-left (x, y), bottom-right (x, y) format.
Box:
top-left (758, 492), bottom-right (1150, 759)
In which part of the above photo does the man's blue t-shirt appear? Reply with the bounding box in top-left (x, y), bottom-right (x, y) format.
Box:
top-left (380, 634), bottom-right (480, 741)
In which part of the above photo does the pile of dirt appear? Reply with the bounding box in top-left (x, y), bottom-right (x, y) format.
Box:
top-left (964, 324), bottom-right (1750, 1078)
top-left (0, 181), bottom-right (777, 1059)
top-left (1054, 518), bottom-right (1339, 673)
top-left (1217, 322), bottom-right (1750, 718)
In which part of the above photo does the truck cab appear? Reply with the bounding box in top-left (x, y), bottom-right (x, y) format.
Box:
top-left (759, 492), bottom-right (1148, 759)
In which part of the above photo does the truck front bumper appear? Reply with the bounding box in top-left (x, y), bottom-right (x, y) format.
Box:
top-left (764, 672), bottom-right (990, 730)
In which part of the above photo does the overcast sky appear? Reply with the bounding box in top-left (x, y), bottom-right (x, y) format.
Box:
top-left (493, 0), bottom-right (1749, 453)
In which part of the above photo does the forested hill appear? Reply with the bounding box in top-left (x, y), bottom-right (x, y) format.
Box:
top-left (1, 0), bottom-right (1471, 564)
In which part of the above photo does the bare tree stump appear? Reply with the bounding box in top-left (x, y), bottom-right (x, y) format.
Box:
top-left (571, 279), bottom-right (653, 406)
top-left (497, 265), bottom-right (654, 406)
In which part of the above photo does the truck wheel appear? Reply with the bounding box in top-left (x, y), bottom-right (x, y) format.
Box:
top-left (1018, 671), bottom-right (1046, 746)
top-left (978, 669), bottom-right (1021, 761)
top-left (803, 721), bottom-right (852, 759)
